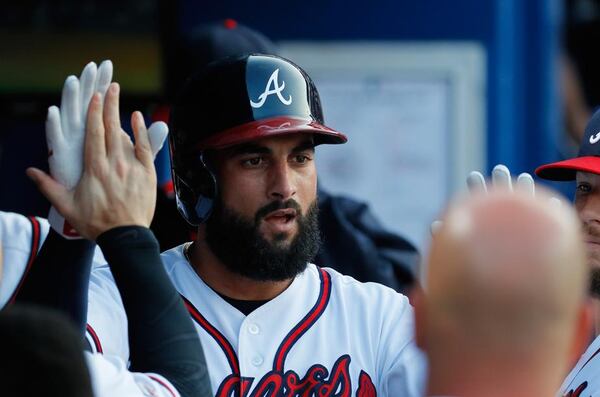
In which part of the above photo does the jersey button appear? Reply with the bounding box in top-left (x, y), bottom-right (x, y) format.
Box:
top-left (248, 323), bottom-right (260, 335)
top-left (251, 355), bottom-right (264, 366)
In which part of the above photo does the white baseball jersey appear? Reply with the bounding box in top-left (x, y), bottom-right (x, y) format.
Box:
top-left (0, 210), bottom-right (116, 352)
top-left (559, 335), bottom-right (600, 397)
top-left (86, 243), bottom-right (427, 397)
top-left (86, 352), bottom-right (179, 397)
top-left (0, 211), bottom-right (49, 306)
top-left (0, 211), bottom-right (180, 397)
top-left (0, 211), bottom-right (108, 307)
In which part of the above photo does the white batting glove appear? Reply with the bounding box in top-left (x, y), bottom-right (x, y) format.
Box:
top-left (147, 122), bottom-right (169, 158)
top-left (46, 60), bottom-right (168, 239)
top-left (47, 61), bottom-right (113, 238)
top-left (430, 164), bottom-right (561, 235)
top-left (466, 164), bottom-right (535, 195)
top-left (468, 164), bottom-right (562, 206)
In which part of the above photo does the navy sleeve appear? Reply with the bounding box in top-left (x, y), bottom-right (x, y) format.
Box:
top-left (14, 228), bottom-right (95, 334)
top-left (96, 226), bottom-right (210, 397)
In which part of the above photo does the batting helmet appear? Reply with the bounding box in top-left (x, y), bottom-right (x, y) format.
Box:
top-left (169, 53), bottom-right (348, 225)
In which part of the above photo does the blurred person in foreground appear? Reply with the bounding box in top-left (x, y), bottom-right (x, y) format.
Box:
top-left (0, 306), bottom-right (95, 396)
top-left (416, 188), bottom-right (591, 397)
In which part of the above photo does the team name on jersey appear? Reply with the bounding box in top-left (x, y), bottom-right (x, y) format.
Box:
top-left (182, 268), bottom-right (378, 397)
top-left (215, 355), bottom-right (376, 397)
top-left (563, 381), bottom-right (588, 397)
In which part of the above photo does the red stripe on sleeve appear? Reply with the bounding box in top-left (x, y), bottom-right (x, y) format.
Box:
top-left (8, 216), bottom-right (41, 304)
top-left (148, 374), bottom-right (179, 397)
top-left (86, 324), bottom-right (104, 354)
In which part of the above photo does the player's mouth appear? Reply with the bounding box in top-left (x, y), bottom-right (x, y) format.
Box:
top-left (585, 231), bottom-right (600, 242)
top-left (587, 240), bottom-right (600, 248)
top-left (262, 208), bottom-right (298, 234)
top-left (584, 235), bottom-right (600, 252)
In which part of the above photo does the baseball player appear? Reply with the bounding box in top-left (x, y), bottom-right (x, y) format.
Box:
top-left (3, 61), bottom-right (209, 396)
top-left (460, 110), bottom-right (600, 396)
top-left (152, 20), bottom-right (420, 294)
top-left (0, 210), bottom-right (117, 347)
top-left (0, 60), bottom-right (114, 309)
top-left (534, 108), bottom-right (600, 397)
top-left (1, 59), bottom-right (113, 308)
top-left (84, 54), bottom-right (426, 396)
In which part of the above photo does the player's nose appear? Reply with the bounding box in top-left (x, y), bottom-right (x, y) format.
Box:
top-left (579, 192), bottom-right (600, 226)
top-left (267, 161), bottom-right (296, 201)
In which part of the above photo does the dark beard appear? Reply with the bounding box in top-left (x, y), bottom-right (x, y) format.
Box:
top-left (581, 222), bottom-right (600, 297)
top-left (205, 199), bottom-right (321, 281)
top-left (591, 268), bottom-right (600, 298)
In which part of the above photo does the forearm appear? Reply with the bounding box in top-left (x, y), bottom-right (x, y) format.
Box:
top-left (96, 226), bottom-right (210, 397)
top-left (15, 228), bottom-right (95, 334)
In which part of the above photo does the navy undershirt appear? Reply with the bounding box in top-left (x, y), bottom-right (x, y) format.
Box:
top-left (215, 292), bottom-right (270, 316)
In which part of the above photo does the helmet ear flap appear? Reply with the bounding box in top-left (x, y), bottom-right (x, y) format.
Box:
top-left (171, 154), bottom-right (217, 225)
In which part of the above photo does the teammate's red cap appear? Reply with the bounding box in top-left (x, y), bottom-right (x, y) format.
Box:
top-left (536, 108), bottom-right (600, 181)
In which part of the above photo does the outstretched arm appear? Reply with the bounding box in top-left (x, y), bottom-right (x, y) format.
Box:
top-left (96, 226), bottom-right (210, 396)
top-left (15, 228), bottom-right (95, 334)
top-left (27, 77), bottom-right (208, 396)
top-left (14, 61), bottom-right (113, 331)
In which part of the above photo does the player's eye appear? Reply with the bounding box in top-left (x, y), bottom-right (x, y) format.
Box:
top-left (293, 154), bottom-right (312, 164)
top-left (576, 182), bottom-right (592, 194)
top-left (241, 156), bottom-right (264, 167)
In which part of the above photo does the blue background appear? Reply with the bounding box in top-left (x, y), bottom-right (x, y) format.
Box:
top-left (1, 0), bottom-right (574, 214)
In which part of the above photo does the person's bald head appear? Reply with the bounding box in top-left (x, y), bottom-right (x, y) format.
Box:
top-left (418, 188), bottom-right (590, 396)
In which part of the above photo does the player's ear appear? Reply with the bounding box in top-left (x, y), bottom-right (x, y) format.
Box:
top-left (411, 287), bottom-right (427, 351)
top-left (569, 301), bottom-right (593, 368)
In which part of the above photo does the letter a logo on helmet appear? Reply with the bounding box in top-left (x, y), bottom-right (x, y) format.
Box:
top-left (250, 68), bottom-right (292, 108)
top-left (169, 54), bottom-right (347, 225)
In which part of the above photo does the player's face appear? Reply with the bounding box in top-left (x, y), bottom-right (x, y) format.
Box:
top-left (575, 171), bottom-right (600, 295)
top-left (212, 133), bottom-right (318, 244)
top-left (203, 133), bottom-right (321, 281)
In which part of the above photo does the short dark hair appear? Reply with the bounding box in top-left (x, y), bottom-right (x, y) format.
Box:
top-left (0, 304), bottom-right (93, 397)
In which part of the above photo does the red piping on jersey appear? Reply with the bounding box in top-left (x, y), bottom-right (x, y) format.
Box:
top-left (86, 324), bottom-right (103, 354)
top-left (148, 374), bottom-right (178, 397)
top-left (180, 268), bottom-right (331, 379)
top-left (562, 345), bottom-right (600, 394)
top-left (273, 267), bottom-right (332, 372)
top-left (182, 295), bottom-right (240, 375)
top-left (578, 346), bottom-right (600, 375)
top-left (8, 216), bottom-right (41, 304)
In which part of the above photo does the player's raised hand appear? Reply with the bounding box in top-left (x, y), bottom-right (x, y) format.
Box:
top-left (44, 60), bottom-right (168, 239)
top-left (467, 164), bottom-right (535, 195)
top-left (28, 83), bottom-right (166, 240)
top-left (431, 164), bottom-right (560, 235)
top-left (46, 60), bottom-right (113, 239)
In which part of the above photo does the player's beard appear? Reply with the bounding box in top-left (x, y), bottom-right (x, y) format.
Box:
top-left (591, 268), bottom-right (600, 298)
top-left (583, 222), bottom-right (600, 297)
top-left (205, 198), bottom-right (321, 281)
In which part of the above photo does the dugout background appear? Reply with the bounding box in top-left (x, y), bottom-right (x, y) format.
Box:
top-left (0, 0), bottom-right (570, 251)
